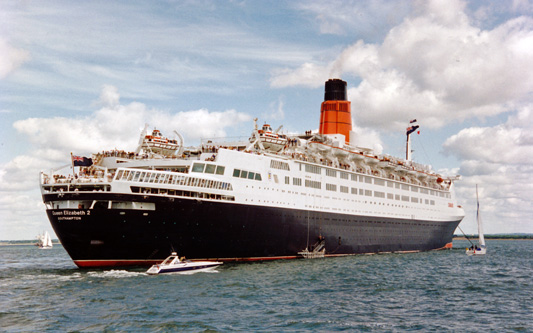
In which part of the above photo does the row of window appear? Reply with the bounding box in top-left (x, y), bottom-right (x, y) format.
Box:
top-left (270, 160), bottom-right (290, 171)
top-left (43, 184), bottom-right (111, 193)
top-left (294, 179), bottom-right (438, 205)
top-left (233, 169), bottom-right (262, 181)
top-left (326, 183), bottom-right (337, 191)
top-left (299, 162), bottom-right (450, 198)
top-left (130, 186), bottom-right (235, 201)
top-left (305, 164), bottom-right (321, 174)
top-left (305, 179), bottom-right (321, 189)
top-left (350, 188), bottom-right (436, 205)
top-left (191, 163), bottom-right (225, 175)
top-left (117, 169), bottom-right (233, 191)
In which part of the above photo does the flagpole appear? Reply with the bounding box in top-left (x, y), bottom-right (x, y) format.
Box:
top-left (70, 152), bottom-right (75, 178)
top-left (406, 132), bottom-right (411, 161)
top-left (406, 119), bottom-right (419, 162)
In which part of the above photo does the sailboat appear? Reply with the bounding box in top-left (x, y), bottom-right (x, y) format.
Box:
top-left (466, 185), bottom-right (486, 256)
top-left (37, 231), bottom-right (53, 249)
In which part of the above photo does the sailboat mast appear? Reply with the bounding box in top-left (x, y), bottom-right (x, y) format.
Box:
top-left (476, 185), bottom-right (485, 246)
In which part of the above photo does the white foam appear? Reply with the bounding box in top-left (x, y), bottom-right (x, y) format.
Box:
top-left (86, 270), bottom-right (146, 278)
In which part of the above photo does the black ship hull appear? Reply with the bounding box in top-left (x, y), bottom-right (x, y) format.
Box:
top-left (44, 192), bottom-right (461, 268)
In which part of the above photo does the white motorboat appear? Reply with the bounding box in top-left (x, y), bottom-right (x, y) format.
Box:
top-left (466, 185), bottom-right (486, 256)
top-left (146, 252), bottom-right (222, 275)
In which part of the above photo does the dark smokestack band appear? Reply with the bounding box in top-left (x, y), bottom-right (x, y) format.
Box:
top-left (324, 79), bottom-right (347, 101)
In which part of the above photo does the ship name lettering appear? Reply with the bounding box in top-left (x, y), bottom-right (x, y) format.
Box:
top-left (57, 216), bottom-right (82, 221)
top-left (63, 210), bottom-right (86, 216)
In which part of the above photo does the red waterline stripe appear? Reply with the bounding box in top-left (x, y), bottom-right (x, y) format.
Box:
top-left (74, 246), bottom-right (452, 268)
top-left (74, 259), bottom-right (162, 268)
top-left (74, 255), bottom-right (303, 267)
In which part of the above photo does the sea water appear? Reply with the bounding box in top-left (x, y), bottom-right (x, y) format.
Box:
top-left (1, 240), bottom-right (531, 331)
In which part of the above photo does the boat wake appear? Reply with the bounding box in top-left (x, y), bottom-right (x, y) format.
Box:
top-left (86, 270), bottom-right (147, 279)
top-left (20, 273), bottom-right (83, 282)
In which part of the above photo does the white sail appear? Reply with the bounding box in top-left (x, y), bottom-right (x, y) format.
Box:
top-left (467, 185), bottom-right (486, 255)
top-left (466, 185), bottom-right (487, 256)
top-left (44, 231), bottom-right (53, 248)
top-left (38, 231), bottom-right (53, 248)
top-left (476, 185), bottom-right (485, 247)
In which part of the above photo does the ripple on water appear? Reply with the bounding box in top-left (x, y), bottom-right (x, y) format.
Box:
top-left (0, 241), bottom-right (532, 331)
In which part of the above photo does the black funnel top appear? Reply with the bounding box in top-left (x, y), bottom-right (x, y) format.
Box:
top-left (324, 79), bottom-right (347, 101)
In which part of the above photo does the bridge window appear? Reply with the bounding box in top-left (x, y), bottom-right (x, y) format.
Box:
top-left (192, 163), bottom-right (205, 173)
top-left (205, 164), bottom-right (216, 174)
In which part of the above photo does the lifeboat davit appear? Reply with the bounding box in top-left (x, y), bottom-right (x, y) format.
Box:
top-left (255, 124), bottom-right (288, 152)
top-left (139, 128), bottom-right (180, 156)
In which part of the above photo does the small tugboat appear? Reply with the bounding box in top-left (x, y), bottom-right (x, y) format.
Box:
top-left (146, 252), bottom-right (222, 275)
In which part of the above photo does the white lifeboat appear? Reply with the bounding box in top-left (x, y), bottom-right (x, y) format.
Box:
top-left (378, 160), bottom-right (395, 170)
top-left (365, 156), bottom-right (379, 165)
top-left (350, 152), bottom-right (366, 162)
top-left (417, 172), bottom-right (428, 180)
top-left (332, 147), bottom-right (349, 158)
top-left (138, 128), bottom-right (181, 157)
top-left (308, 141), bottom-right (331, 153)
top-left (253, 124), bottom-right (288, 152)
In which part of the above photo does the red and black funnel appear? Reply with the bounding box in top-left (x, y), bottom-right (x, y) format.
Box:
top-left (318, 79), bottom-right (352, 142)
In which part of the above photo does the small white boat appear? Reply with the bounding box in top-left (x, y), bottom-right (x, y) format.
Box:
top-left (298, 248), bottom-right (325, 259)
top-left (146, 252), bottom-right (222, 275)
top-left (36, 231), bottom-right (53, 249)
top-left (466, 185), bottom-right (486, 256)
top-left (298, 236), bottom-right (326, 259)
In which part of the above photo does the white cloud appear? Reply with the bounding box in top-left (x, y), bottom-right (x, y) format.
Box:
top-left (512, 0), bottom-right (533, 12)
top-left (0, 189), bottom-right (48, 240)
top-left (270, 63), bottom-right (329, 88)
top-left (2, 0), bottom-right (532, 240)
top-left (263, 97), bottom-right (286, 121)
top-left (454, 166), bottom-right (533, 234)
top-left (443, 104), bottom-right (533, 234)
top-left (97, 84), bottom-right (120, 107)
top-left (350, 124), bottom-right (384, 153)
top-left (271, 0), bottom-right (533, 131)
top-left (296, 0), bottom-right (411, 36)
top-left (0, 38), bottom-right (30, 79)
top-left (443, 126), bottom-right (533, 165)
top-left (270, 0), bottom-right (533, 235)
top-left (12, 85), bottom-right (252, 156)
top-left (443, 105), bottom-right (533, 165)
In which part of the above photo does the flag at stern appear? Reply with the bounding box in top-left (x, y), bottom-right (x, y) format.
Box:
top-left (71, 155), bottom-right (93, 167)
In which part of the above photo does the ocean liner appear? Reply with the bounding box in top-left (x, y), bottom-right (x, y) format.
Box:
top-left (40, 79), bottom-right (465, 268)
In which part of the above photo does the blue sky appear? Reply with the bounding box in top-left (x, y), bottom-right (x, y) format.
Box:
top-left (1, 0), bottom-right (532, 239)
